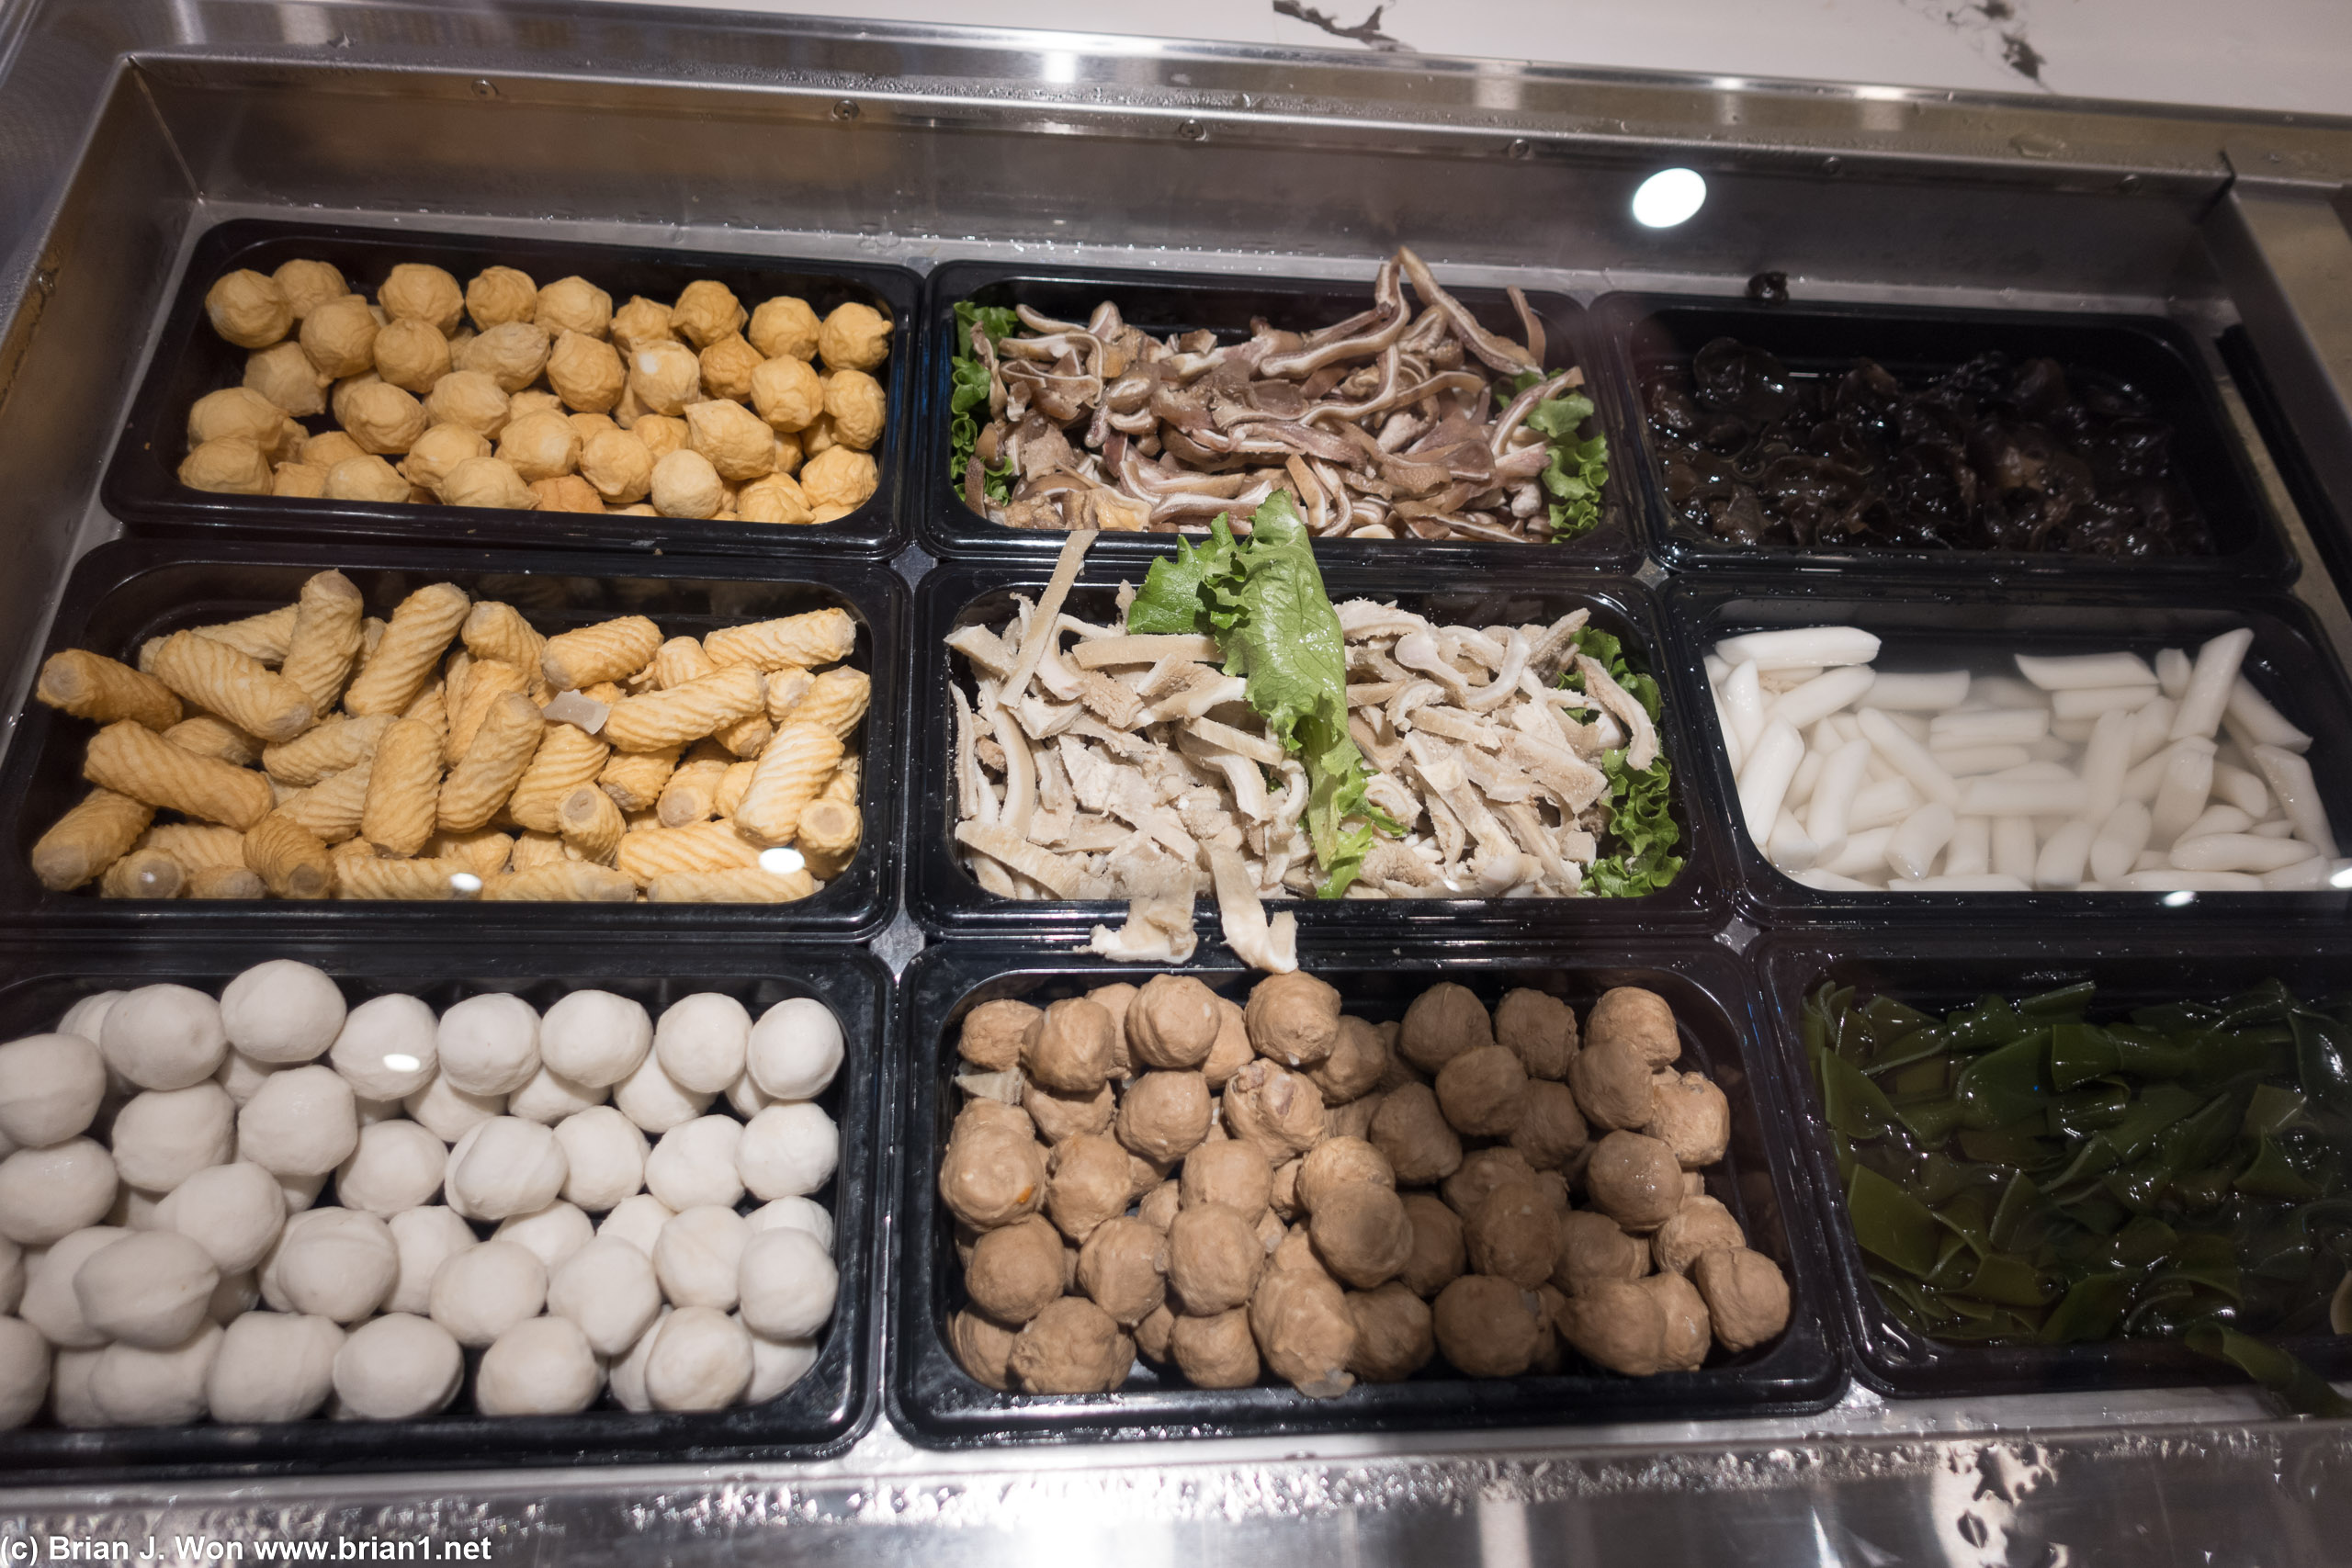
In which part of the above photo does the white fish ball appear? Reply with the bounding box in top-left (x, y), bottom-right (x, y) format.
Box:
top-left (737, 1102), bottom-right (838, 1201)
top-left (334, 1121), bottom-right (447, 1216)
top-left (428, 1240), bottom-right (546, 1347)
top-left (596, 1193), bottom-right (673, 1257)
top-left (745, 998), bottom-right (843, 1101)
top-left (384, 1205), bottom-right (476, 1316)
top-left (539, 990), bottom-right (652, 1089)
top-left (271, 1207), bottom-right (396, 1322)
top-left (334, 1314), bottom-right (462, 1420)
top-left (329, 993), bottom-right (439, 1100)
top-left (547, 1235), bottom-right (662, 1357)
top-left (506, 1065), bottom-right (606, 1125)
top-left (0, 1314), bottom-right (49, 1427)
top-left (608, 1306), bottom-right (669, 1413)
top-left (101, 985), bottom-right (229, 1091)
top-left (654, 994), bottom-right (752, 1095)
top-left (746, 1197), bottom-right (833, 1252)
top-left (19, 1226), bottom-right (126, 1347)
top-left (725, 1070), bottom-right (775, 1120)
top-left (74, 1230), bottom-right (220, 1348)
top-left (206, 1269), bottom-right (257, 1325)
top-left (219, 961), bottom-right (346, 1065)
top-left (736, 1225), bottom-right (837, 1340)
top-left (446, 1117), bottom-right (568, 1222)
top-left (236, 1066), bottom-right (358, 1178)
top-left (113, 1083), bottom-right (236, 1192)
top-left (55, 992), bottom-right (121, 1049)
top-left (554, 1105), bottom-right (647, 1212)
top-left (612, 1052), bottom-right (711, 1134)
top-left (0, 1033), bottom-right (107, 1148)
top-left (214, 1050), bottom-right (286, 1106)
top-left (643, 1304), bottom-right (752, 1412)
top-left (0, 1139), bottom-right (118, 1245)
top-left (0, 1235), bottom-right (20, 1314)
top-left (50, 1348), bottom-right (104, 1427)
top-left (435, 993), bottom-right (541, 1096)
top-left (743, 1325), bottom-right (818, 1404)
top-left (205, 1311), bottom-right (343, 1424)
top-left (493, 1201), bottom-right (594, 1270)
top-left (277, 1170), bottom-right (325, 1215)
top-left (653, 1203), bottom-right (751, 1310)
top-left (154, 1162), bottom-right (284, 1274)
top-left (402, 1070), bottom-right (504, 1143)
top-left (645, 1116), bottom-right (743, 1212)
top-left (475, 1314), bottom-right (602, 1416)
top-left (91, 1321), bottom-right (221, 1426)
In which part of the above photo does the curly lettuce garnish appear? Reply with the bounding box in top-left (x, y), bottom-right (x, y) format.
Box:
top-left (1511, 368), bottom-right (1610, 543)
top-left (949, 300), bottom-right (1019, 506)
top-left (1562, 626), bottom-right (1682, 897)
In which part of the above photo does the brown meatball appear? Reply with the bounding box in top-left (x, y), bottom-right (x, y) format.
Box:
top-left (1530, 1284), bottom-right (1569, 1374)
top-left (1178, 1139), bottom-right (1271, 1220)
top-left (1267, 1158), bottom-right (1302, 1222)
top-left (1397, 1193), bottom-right (1464, 1299)
top-left (1433, 1045), bottom-right (1527, 1138)
top-left (1373, 1022), bottom-right (1419, 1091)
top-left (949, 1308), bottom-right (1019, 1391)
top-left (1586, 987), bottom-right (1681, 1069)
top-left (957, 999), bottom-right (1040, 1072)
top-left (1693, 1247), bottom-right (1789, 1352)
top-left (1127, 1153), bottom-right (1170, 1201)
top-left (1136, 1179), bottom-right (1181, 1233)
top-left (1495, 988), bottom-right (1578, 1080)
top-left (1510, 1080), bottom-right (1590, 1172)
top-left (1023, 998), bottom-right (1116, 1094)
top-left (1323, 1090), bottom-right (1385, 1143)
top-left (1567, 1037), bottom-right (1655, 1132)
top-left (1368, 1084), bottom-right (1463, 1185)
top-left (965, 1214), bottom-right (1065, 1325)
top-left (1464, 1180), bottom-right (1561, 1289)
top-left (1077, 1216), bottom-right (1168, 1326)
top-left (1652, 1194), bottom-right (1746, 1276)
top-left (1295, 1137), bottom-right (1395, 1214)
top-left (1244, 972), bottom-right (1340, 1068)
top-left (952, 1099), bottom-right (1034, 1145)
top-left (1552, 1211), bottom-right (1650, 1295)
top-left (1249, 1265), bottom-right (1357, 1397)
top-left (1556, 1279), bottom-right (1668, 1376)
top-left (1023, 1079), bottom-right (1114, 1144)
top-left (1267, 1224), bottom-right (1327, 1282)
top-left (1441, 1147), bottom-right (1537, 1218)
top-left (1306, 1016), bottom-right (1389, 1104)
top-left (1431, 1275), bottom-right (1541, 1378)
top-left (1253, 1207), bottom-right (1286, 1258)
top-left (1084, 984), bottom-right (1138, 1075)
top-left (1165, 1203), bottom-right (1263, 1314)
top-left (1585, 1131), bottom-right (1684, 1233)
top-left (1115, 1071), bottom-right (1211, 1165)
top-left (1008, 1296), bottom-right (1133, 1393)
top-left (1044, 1134), bottom-right (1132, 1244)
top-left (1346, 1281), bottom-right (1435, 1382)
top-left (1128, 976), bottom-right (1219, 1069)
top-left (1170, 1307), bottom-right (1259, 1388)
top-left (1134, 1303), bottom-right (1175, 1363)
top-left (1646, 1071), bottom-right (1731, 1169)
top-left (939, 1125), bottom-right (1046, 1230)
top-left (1398, 983), bottom-right (1494, 1074)
top-left (1638, 1269), bottom-right (1712, 1371)
top-left (1308, 1183), bottom-right (1412, 1289)
top-left (1203, 998), bottom-right (1253, 1091)
top-left (1221, 1060), bottom-right (1326, 1162)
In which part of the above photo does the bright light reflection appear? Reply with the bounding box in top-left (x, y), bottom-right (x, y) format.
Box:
top-left (1633, 168), bottom-right (1707, 229)
top-left (2333, 864), bottom-right (2352, 888)
top-left (2162, 889), bottom-right (2196, 908)
top-left (382, 1054), bottom-right (420, 1073)
top-left (760, 847), bottom-right (807, 875)
top-left (449, 872), bottom-right (482, 896)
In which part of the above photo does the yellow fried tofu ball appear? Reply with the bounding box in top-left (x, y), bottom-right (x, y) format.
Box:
top-left (206, 270), bottom-right (292, 348)
top-left (372, 317), bottom-right (452, 395)
top-left (190, 386), bottom-right (297, 454)
top-left (378, 264), bottom-right (466, 333)
top-left (243, 343), bottom-right (330, 419)
top-left (632, 414), bottom-right (688, 462)
top-left (466, 266), bottom-right (537, 331)
top-left (537, 276), bottom-right (613, 340)
top-left (530, 474), bottom-right (605, 513)
top-left (458, 321), bottom-right (552, 394)
top-left (272, 461), bottom-right (328, 498)
top-left (650, 448), bottom-right (724, 519)
top-left (324, 455), bottom-right (411, 503)
top-left (748, 297), bottom-right (820, 363)
top-left (771, 431), bottom-right (804, 477)
top-left (579, 428), bottom-right (654, 505)
top-left (338, 379), bottom-right (427, 456)
top-left (301, 431), bottom-right (366, 469)
top-left (568, 412), bottom-right (617, 446)
top-left (509, 389), bottom-right (564, 423)
top-left (697, 333), bottom-right (763, 404)
top-left (800, 412), bottom-right (839, 458)
top-left (398, 422), bottom-right (492, 497)
top-left (422, 370), bottom-right (512, 438)
top-left (822, 368), bottom-right (886, 451)
top-left (669, 280), bottom-right (745, 349)
top-left (271, 259), bottom-right (347, 322)
top-left (628, 342), bottom-right (702, 418)
top-left (546, 331), bottom-right (626, 414)
top-left (439, 456), bottom-right (537, 510)
top-left (750, 356), bottom-right (822, 434)
top-left (817, 302), bottom-right (891, 372)
top-left (300, 296), bottom-right (379, 379)
top-left (736, 472), bottom-right (813, 526)
top-left (799, 446), bottom-right (878, 513)
top-left (683, 400), bottom-right (775, 482)
top-left (180, 438), bottom-right (273, 494)
top-left (497, 409), bottom-right (583, 482)
top-left (610, 296), bottom-right (674, 355)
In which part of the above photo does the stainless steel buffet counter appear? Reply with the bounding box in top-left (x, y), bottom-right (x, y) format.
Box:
top-left (4, 0), bottom-right (2352, 1558)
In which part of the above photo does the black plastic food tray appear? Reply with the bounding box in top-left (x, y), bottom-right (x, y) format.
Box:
top-left (1595, 292), bottom-right (2297, 589)
top-left (888, 940), bottom-right (1844, 1446)
top-left (0, 936), bottom-right (887, 1482)
top-left (104, 218), bottom-right (920, 559)
top-left (917, 258), bottom-right (1641, 570)
top-left (0, 541), bottom-right (906, 939)
top-left (1666, 577), bottom-right (2352, 925)
top-left (909, 558), bottom-right (1723, 938)
top-left (1752, 927), bottom-right (2352, 1400)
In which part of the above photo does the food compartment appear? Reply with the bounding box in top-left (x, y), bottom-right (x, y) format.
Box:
top-left (1669, 580), bottom-right (2352, 920)
top-left (1597, 294), bottom-right (2295, 587)
top-left (888, 942), bottom-right (1842, 1445)
top-left (0, 541), bottom-right (905, 938)
top-left (919, 258), bottom-right (1638, 570)
top-left (1754, 930), bottom-right (2352, 1401)
top-left (0, 941), bottom-right (885, 1478)
top-left (910, 557), bottom-right (1721, 939)
top-left (105, 218), bottom-right (919, 558)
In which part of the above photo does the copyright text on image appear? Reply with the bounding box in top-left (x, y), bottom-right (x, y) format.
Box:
top-left (6, 1539), bottom-right (492, 1562)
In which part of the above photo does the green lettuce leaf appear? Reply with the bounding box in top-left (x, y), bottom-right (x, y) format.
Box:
top-left (1511, 369), bottom-right (1610, 543)
top-left (1561, 626), bottom-right (1682, 897)
top-left (1125, 521), bottom-right (1239, 636)
top-left (949, 301), bottom-right (1020, 506)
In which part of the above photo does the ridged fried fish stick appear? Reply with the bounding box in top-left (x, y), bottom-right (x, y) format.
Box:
top-left (37, 650), bottom-right (183, 730)
top-left (244, 812), bottom-right (335, 899)
top-left (84, 721), bottom-right (273, 829)
top-left (602, 665), bottom-right (765, 752)
top-left (704, 607), bottom-right (854, 671)
top-left (345, 581), bottom-right (469, 716)
top-left (541, 615), bottom-right (662, 692)
top-left (645, 867), bottom-right (816, 902)
top-left (263, 713), bottom-right (392, 785)
top-left (278, 570), bottom-right (367, 713)
top-left (150, 631), bottom-right (314, 743)
top-left (361, 717), bottom-right (443, 857)
top-left (481, 862), bottom-right (636, 901)
top-left (733, 722), bottom-right (842, 846)
top-left (437, 693), bottom-right (545, 833)
top-left (504, 720), bottom-right (608, 833)
top-left (30, 788), bottom-right (153, 890)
